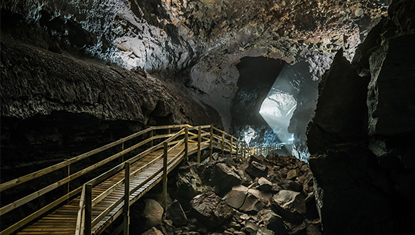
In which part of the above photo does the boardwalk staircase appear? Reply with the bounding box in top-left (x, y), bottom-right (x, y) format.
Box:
top-left (0, 124), bottom-right (282, 235)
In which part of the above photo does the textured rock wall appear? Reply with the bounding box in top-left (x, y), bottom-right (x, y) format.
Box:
top-left (0, 33), bottom-right (217, 180)
top-left (307, 0), bottom-right (415, 234)
top-left (1, 0), bottom-right (388, 132)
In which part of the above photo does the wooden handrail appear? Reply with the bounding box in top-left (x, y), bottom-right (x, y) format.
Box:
top-left (1, 123), bottom-right (279, 235)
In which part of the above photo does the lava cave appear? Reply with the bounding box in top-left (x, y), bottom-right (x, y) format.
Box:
top-left (1, 0), bottom-right (414, 235)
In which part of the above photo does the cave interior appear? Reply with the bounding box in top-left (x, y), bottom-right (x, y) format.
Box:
top-left (1, 0), bottom-right (415, 234)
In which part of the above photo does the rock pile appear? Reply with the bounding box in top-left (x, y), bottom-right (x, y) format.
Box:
top-left (140, 153), bottom-right (320, 235)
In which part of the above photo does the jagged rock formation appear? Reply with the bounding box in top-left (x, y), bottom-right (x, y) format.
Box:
top-left (0, 33), bottom-right (220, 182)
top-left (1, 0), bottom-right (388, 132)
top-left (307, 0), bottom-right (415, 234)
top-left (135, 152), bottom-right (319, 235)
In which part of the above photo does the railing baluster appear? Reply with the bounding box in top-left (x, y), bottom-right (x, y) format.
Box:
top-left (85, 183), bottom-right (92, 235)
top-left (162, 142), bottom-right (168, 208)
top-left (236, 139), bottom-right (239, 158)
top-left (221, 131), bottom-right (225, 156)
top-left (149, 130), bottom-right (154, 147)
top-left (197, 126), bottom-right (201, 163)
top-left (184, 127), bottom-right (189, 162)
top-left (124, 162), bottom-right (130, 235)
top-left (209, 125), bottom-right (213, 161)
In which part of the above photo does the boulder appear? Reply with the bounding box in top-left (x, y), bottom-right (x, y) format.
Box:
top-left (141, 227), bottom-right (164, 235)
top-left (257, 209), bottom-right (287, 234)
top-left (212, 163), bottom-right (242, 195)
top-left (278, 179), bottom-right (303, 192)
top-left (190, 192), bottom-right (233, 226)
top-left (166, 200), bottom-right (188, 226)
top-left (223, 185), bottom-right (271, 213)
top-left (248, 155), bottom-right (267, 165)
top-left (142, 199), bottom-right (164, 228)
top-left (257, 177), bottom-right (273, 192)
top-left (257, 227), bottom-right (275, 235)
top-left (237, 168), bottom-right (254, 186)
top-left (286, 169), bottom-right (300, 180)
top-left (243, 220), bottom-right (258, 235)
top-left (176, 166), bottom-right (203, 200)
top-left (272, 190), bottom-right (306, 222)
top-left (245, 161), bottom-right (268, 178)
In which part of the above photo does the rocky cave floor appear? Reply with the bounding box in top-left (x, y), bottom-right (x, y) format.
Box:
top-left (127, 152), bottom-right (319, 235)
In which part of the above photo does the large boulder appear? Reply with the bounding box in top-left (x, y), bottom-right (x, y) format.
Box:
top-left (211, 163), bottom-right (242, 195)
top-left (245, 161), bottom-right (268, 178)
top-left (142, 199), bottom-right (164, 228)
top-left (272, 190), bottom-right (306, 222)
top-left (190, 192), bottom-right (234, 226)
top-left (166, 200), bottom-right (188, 226)
top-left (257, 177), bottom-right (273, 192)
top-left (141, 227), bottom-right (164, 235)
top-left (223, 185), bottom-right (271, 213)
top-left (257, 209), bottom-right (287, 234)
top-left (176, 165), bottom-right (204, 200)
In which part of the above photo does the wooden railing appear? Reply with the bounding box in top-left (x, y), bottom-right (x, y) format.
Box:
top-left (0, 124), bottom-right (281, 235)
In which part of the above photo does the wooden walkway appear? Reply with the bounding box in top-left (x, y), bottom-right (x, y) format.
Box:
top-left (17, 141), bottom-right (205, 235)
top-left (1, 124), bottom-right (280, 235)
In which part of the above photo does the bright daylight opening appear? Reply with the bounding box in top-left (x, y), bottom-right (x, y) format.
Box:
top-left (259, 65), bottom-right (298, 145)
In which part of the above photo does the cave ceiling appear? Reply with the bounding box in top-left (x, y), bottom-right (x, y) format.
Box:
top-left (1, 0), bottom-right (389, 130)
top-left (2, 0), bottom-right (388, 73)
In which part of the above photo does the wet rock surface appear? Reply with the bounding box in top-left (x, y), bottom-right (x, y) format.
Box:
top-left (307, 0), bottom-right (415, 234)
top-left (135, 152), bottom-right (320, 235)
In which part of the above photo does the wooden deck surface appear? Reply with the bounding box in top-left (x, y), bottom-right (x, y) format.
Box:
top-left (17, 141), bottom-right (209, 235)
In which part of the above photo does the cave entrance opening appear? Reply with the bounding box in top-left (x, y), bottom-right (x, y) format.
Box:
top-left (259, 61), bottom-right (319, 160)
top-left (231, 56), bottom-right (286, 146)
top-left (259, 64), bottom-right (298, 145)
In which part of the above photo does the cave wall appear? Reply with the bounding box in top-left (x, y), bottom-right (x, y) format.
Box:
top-left (0, 0), bottom-right (388, 130)
top-left (0, 32), bottom-right (217, 180)
top-left (307, 0), bottom-right (415, 234)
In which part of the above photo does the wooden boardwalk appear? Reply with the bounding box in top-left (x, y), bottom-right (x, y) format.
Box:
top-left (17, 141), bottom-right (206, 235)
top-left (1, 124), bottom-right (279, 235)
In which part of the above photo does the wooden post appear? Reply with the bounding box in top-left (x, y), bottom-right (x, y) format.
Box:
top-left (64, 164), bottom-right (70, 202)
top-left (124, 162), bottom-right (130, 235)
top-left (85, 183), bottom-right (92, 235)
top-left (230, 135), bottom-right (234, 155)
top-left (236, 139), bottom-right (239, 158)
top-left (209, 125), bottom-right (213, 161)
top-left (167, 128), bottom-right (171, 134)
top-left (197, 126), bottom-right (201, 163)
top-left (121, 142), bottom-right (125, 163)
top-left (184, 127), bottom-right (189, 162)
top-left (163, 142), bottom-right (168, 208)
top-left (149, 130), bottom-right (154, 147)
top-left (221, 131), bottom-right (225, 156)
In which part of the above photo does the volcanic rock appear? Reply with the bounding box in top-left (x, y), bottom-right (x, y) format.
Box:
top-left (190, 192), bottom-right (233, 226)
top-left (257, 209), bottom-right (287, 234)
top-left (166, 200), bottom-right (188, 227)
top-left (245, 161), bottom-right (268, 179)
top-left (142, 199), bottom-right (164, 228)
top-left (272, 190), bottom-right (306, 222)
top-left (141, 227), bottom-right (163, 235)
top-left (257, 177), bottom-right (273, 192)
top-left (211, 163), bottom-right (242, 195)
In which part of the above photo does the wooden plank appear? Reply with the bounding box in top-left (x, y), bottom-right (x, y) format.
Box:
top-left (2, 186), bottom-right (82, 235)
